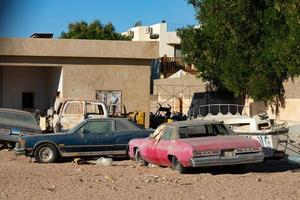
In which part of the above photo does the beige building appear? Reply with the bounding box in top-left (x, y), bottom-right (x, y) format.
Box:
top-left (123, 21), bottom-right (197, 79)
top-left (123, 21), bottom-right (182, 58)
top-left (0, 38), bottom-right (158, 127)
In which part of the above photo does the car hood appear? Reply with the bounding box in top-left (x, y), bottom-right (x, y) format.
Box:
top-left (22, 132), bottom-right (69, 140)
top-left (178, 135), bottom-right (261, 151)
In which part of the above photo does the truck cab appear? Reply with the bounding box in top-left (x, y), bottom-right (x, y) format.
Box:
top-left (40, 99), bottom-right (109, 132)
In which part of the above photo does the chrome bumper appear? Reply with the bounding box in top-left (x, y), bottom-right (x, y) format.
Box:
top-left (14, 147), bottom-right (26, 155)
top-left (190, 152), bottom-right (265, 167)
top-left (14, 142), bottom-right (26, 156)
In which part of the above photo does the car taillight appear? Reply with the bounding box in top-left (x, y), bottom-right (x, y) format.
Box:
top-left (236, 147), bottom-right (262, 153)
top-left (193, 150), bottom-right (221, 157)
top-left (0, 128), bottom-right (11, 134)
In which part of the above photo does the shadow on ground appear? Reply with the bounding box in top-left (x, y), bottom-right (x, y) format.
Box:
top-left (186, 160), bottom-right (300, 175)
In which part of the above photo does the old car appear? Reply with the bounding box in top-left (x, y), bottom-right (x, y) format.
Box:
top-left (39, 99), bottom-right (109, 132)
top-left (15, 118), bottom-right (152, 163)
top-left (0, 108), bottom-right (41, 148)
top-left (128, 120), bottom-right (264, 173)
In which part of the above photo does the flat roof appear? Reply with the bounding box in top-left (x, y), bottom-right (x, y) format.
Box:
top-left (0, 38), bottom-right (159, 59)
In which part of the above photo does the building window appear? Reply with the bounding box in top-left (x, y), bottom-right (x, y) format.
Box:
top-left (96, 90), bottom-right (122, 114)
top-left (174, 45), bottom-right (182, 58)
top-left (22, 92), bottom-right (34, 109)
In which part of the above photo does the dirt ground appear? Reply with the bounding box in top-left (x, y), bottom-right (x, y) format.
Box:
top-left (0, 150), bottom-right (300, 200)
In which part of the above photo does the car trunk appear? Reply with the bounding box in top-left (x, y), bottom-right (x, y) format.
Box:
top-left (179, 135), bottom-right (260, 151)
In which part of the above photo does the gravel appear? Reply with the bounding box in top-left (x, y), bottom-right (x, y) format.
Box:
top-left (0, 150), bottom-right (300, 200)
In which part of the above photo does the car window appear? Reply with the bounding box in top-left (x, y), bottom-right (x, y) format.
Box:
top-left (179, 125), bottom-right (207, 138)
top-left (178, 124), bottom-right (230, 138)
top-left (86, 103), bottom-right (104, 115)
top-left (64, 102), bottom-right (84, 115)
top-left (80, 121), bottom-right (112, 134)
top-left (0, 111), bottom-right (39, 130)
top-left (115, 119), bottom-right (141, 131)
top-left (213, 124), bottom-right (230, 135)
top-left (178, 125), bottom-right (213, 138)
top-left (160, 127), bottom-right (173, 141)
top-left (86, 103), bottom-right (100, 114)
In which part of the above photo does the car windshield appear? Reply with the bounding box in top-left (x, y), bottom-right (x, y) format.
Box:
top-left (0, 111), bottom-right (39, 130)
top-left (178, 124), bottom-right (230, 138)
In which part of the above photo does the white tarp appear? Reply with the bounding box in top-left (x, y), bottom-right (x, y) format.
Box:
top-left (168, 69), bottom-right (191, 79)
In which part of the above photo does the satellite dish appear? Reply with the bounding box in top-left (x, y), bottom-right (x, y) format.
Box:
top-left (134, 21), bottom-right (142, 27)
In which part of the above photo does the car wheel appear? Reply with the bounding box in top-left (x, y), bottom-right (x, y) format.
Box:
top-left (34, 143), bottom-right (58, 163)
top-left (134, 148), bottom-right (148, 166)
top-left (172, 156), bottom-right (187, 174)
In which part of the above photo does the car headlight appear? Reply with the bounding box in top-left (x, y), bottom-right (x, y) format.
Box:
top-left (18, 139), bottom-right (26, 148)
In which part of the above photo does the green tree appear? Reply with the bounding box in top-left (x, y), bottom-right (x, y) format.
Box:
top-left (60, 20), bottom-right (130, 40)
top-left (178, 0), bottom-right (300, 109)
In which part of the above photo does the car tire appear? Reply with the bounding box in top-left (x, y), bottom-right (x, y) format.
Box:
top-left (172, 156), bottom-right (187, 174)
top-left (134, 148), bottom-right (148, 166)
top-left (34, 143), bottom-right (58, 163)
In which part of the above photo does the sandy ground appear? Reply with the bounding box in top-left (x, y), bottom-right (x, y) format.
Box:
top-left (0, 150), bottom-right (300, 200)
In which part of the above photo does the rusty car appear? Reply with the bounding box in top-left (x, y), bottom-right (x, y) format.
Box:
top-left (128, 120), bottom-right (264, 173)
top-left (39, 99), bottom-right (109, 132)
top-left (15, 118), bottom-right (152, 163)
top-left (0, 108), bottom-right (41, 148)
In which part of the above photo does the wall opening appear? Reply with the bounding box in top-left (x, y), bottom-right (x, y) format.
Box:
top-left (22, 92), bottom-right (34, 109)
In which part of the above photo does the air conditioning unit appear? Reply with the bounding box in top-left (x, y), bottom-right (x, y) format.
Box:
top-left (127, 30), bottom-right (134, 38)
top-left (145, 27), bottom-right (153, 34)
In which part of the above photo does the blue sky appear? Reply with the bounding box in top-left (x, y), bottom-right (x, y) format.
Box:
top-left (0, 0), bottom-right (197, 38)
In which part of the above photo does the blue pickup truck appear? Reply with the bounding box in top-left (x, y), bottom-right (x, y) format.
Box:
top-left (15, 118), bottom-right (152, 163)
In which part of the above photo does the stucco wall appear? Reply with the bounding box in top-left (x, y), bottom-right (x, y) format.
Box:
top-left (245, 77), bottom-right (300, 123)
top-left (1, 66), bottom-right (61, 110)
top-left (62, 63), bottom-right (151, 127)
top-left (0, 38), bottom-right (158, 59)
top-left (0, 38), bottom-right (158, 127)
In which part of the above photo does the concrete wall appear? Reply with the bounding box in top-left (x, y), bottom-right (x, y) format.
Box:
top-left (62, 63), bottom-right (151, 126)
top-left (1, 66), bottom-right (61, 110)
top-left (0, 38), bottom-right (158, 127)
top-left (0, 38), bottom-right (158, 59)
top-left (245, 78), bottom-right (300, 123)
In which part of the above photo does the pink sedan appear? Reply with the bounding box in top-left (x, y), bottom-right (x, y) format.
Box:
top-left (128, 120), bottom-right (264, 173)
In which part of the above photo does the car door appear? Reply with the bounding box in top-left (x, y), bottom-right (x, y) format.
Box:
top-left (82, 120), bottom-right (114, 155)
top-left (143, 138), bottom-right (158, 164)
top-left (153, 127), bottom-right (173, 166)
top-left (113, 119), bottom-right (139, 153)
top-left (76, 120), bottom-right (114, 155)
top-left (60, 101), bottom-right (85, 131)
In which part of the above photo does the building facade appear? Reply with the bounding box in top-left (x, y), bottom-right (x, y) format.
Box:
top-left (0, 38), bottom-right (158, 127)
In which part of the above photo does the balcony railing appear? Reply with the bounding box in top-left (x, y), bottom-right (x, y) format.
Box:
top-left (160, 56), bottom-right (197, 76)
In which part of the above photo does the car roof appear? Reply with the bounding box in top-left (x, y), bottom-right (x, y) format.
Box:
top-left (165, 119), bottom-right (223, 127)
top-left (0, 108), bottom-right (33, 116)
